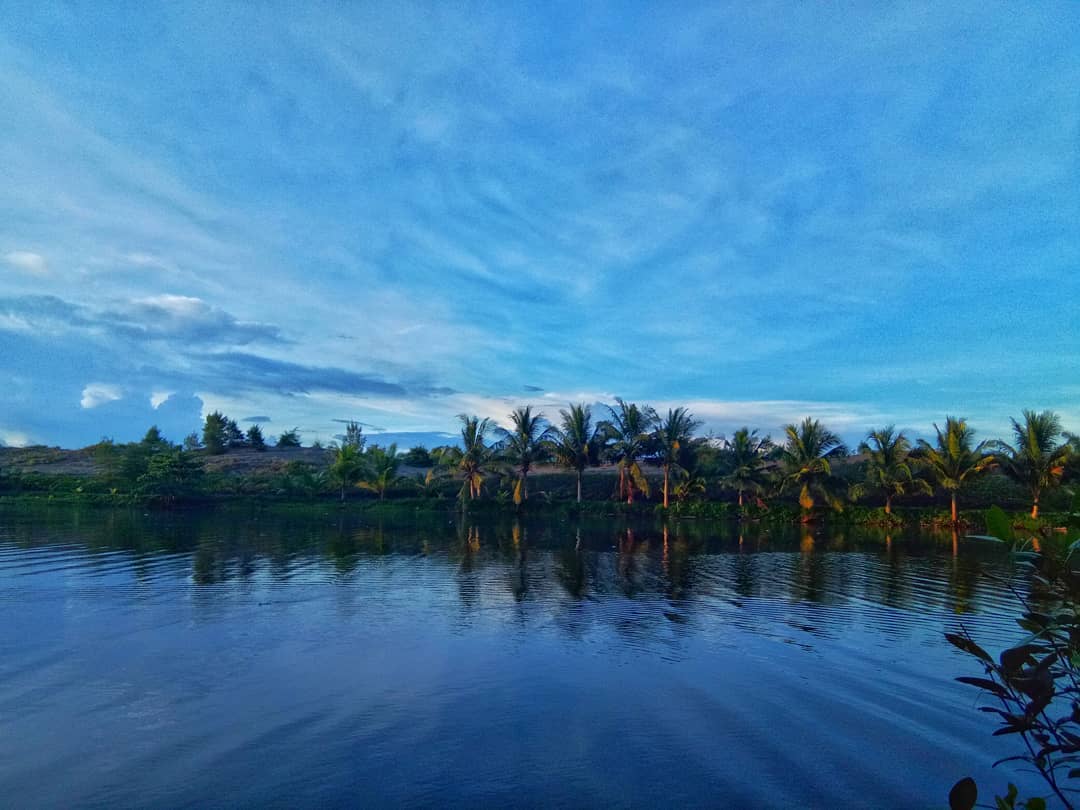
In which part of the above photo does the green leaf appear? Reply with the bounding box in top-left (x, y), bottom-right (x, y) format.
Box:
top-left (949, 777), bottom-right (977, 810)
top-left (985, 505), bottom-right (1014, 543)
top-left (1024, 798), bottom-right (1046, 810)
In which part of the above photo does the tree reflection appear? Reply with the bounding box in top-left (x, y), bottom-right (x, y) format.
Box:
top-left (793, 530), bottom-right (828, 603)
top-left (0, 504), bottom-right (1027, 643)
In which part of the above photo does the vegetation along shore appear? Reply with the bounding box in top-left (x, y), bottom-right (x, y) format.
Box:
top-left (2, 401), bottom-right (1075, 531)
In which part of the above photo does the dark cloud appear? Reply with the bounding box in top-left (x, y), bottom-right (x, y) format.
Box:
top-left (0, 296), bottom-right (457, 446)
top-left (197, 352), bottom-right (409, 397)
top-left (0, 295), bottom-right (93, 328)
top-left (0, 294), bottom-right (282, 346)
top-left (523, 384), bottom-right (544, 392)
top-left (98, 295), bottom-right (283, 345)
top-left (331, 418), bottom-right (386, 430)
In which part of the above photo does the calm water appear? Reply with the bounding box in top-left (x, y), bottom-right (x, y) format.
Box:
top-left (0, 504), bottom-right (1044, 807)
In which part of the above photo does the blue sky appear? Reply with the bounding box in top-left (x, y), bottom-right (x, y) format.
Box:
top-left (1, 2), bottom-right (1078, 449)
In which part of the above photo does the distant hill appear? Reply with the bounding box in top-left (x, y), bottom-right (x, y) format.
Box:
top-left (358, 432), bottom-right (459, 450)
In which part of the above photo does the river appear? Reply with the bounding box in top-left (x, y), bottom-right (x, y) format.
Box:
top-left (0, 504), bottom-right (1043, 807)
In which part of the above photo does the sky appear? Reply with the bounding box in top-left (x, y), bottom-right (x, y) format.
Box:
top-left (1, 2), bottom-right (1078, 449)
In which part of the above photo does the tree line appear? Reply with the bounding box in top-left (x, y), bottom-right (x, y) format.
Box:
top-left (51, 402), bottom-right (1076, 520)
top-left (399, 402), bottom-right (1075, 524)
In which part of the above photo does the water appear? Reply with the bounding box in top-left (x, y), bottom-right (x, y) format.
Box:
top-left (0, 504), bottom-right (1045, 807)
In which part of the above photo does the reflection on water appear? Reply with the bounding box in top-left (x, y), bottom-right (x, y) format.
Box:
top-left (0, 504), bottom-right (1042, 807)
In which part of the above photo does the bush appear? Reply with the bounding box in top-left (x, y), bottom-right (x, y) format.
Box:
top-left (948, 496), bottom-right (1080, 809)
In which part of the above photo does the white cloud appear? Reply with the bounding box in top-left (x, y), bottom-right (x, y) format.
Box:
top-left (0, 429), bottom-right (32, 447)
top-left (4, 251), bottom-right (48, 275)
top-left (135, 294), bottom-right (205, 316)
top-left (150, 390), bottom-right (174, 409)
top-left (80, 383), bottom-right (123, 409)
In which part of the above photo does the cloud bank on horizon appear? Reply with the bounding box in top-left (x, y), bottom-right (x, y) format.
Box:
top-left (1, 3), bottom-right (1078, 448)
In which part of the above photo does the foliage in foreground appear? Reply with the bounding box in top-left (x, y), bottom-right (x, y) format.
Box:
top-left (949, 494), bottom-right (1080, 810)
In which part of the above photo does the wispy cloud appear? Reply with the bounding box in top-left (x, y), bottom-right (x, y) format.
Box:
top-left (0, 3), bottom-right (1077, 446)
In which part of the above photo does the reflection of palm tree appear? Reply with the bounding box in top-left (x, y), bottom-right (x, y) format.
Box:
top-left (732, 554), bottom-right (756, 598)
top-left (720, 427), bottom-right (774, 508)
top-left (617, 528), bottom-right (640, 595)
top-left (467, 525), bottom-right (481, 552)
top-left (601, 398), bottom-right (657, 504)
top-left (916, 417), bottom-right (994, 525)
top-left (556, 542), bottom-right (588, 599)
top-left (553, 403), bottom-right (605, 503)
top-left (780, 418), bottom-right (848, 521)
top-left (654, 407), bottom-right (702, 508)
top-left (496, 406), bottom-right (555, 503)
top-left (510, 520), bottom-right (528, 600)
top-left (993, 410), bottom-right (1070, 519)
top-left (852, 426), bottom-right (930, 514)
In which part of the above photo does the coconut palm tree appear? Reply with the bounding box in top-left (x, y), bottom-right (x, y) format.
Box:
top-left (553, 403), bottom-right (605, 503)
top-left (780, 418), bottom-right (848, 521)
top-left (916, 416), bottom-right (994, 525)
top-left (853, 426), bottom-right (931, 514)
top-left (455, 414), bottom-right (495, 501)
top-left (719, 427), bottom-right (775, 508)
top-left (600, 398), bottom-right (658, 505)
top-left (329, 443), bottom-right (365, 502)
top-left (994, 410), bottom-right (1070, 519)
top-left (358, 443), bottom-right (405, 501)
top-left (654, 407), bottom-right (702, 508)
top-left (495, 405), bottom-right (555, 503)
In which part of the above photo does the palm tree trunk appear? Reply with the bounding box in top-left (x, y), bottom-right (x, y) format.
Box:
top-left (1031, 497), bottom-right (1039, 520)
top-left (340, 483), bottom-right (345, 502)
top-left (576, 470), bottom-right (582, 503)
top-left (663, 464), bottom-right (669, 508)
top-left (521, 469), bottom-right (528, 501)
top-left (951, 492), bottom-right (958, 524)
top-left (884, 495), bottom-right (892, 515)
top-left (738, 490), bottom-right (744, 508)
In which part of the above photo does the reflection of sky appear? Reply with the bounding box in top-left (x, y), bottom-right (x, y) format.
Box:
top-left (0, 508), bottom-right (1038, 804)
top-left (1, 4), bottom-right (1078, 448)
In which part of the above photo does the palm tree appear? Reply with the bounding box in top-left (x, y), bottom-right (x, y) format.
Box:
top-left (672, 474), bottom-right (706, 504)
top-left (553, 403), bottom-right (605, 503)
top-left (853, 426), bottom-right (930, 514)
top-left (329, 443), bottom-right (365, 502)
top-left (654, 407), bottom-right (702, 508)
top-left (916, 416), bottom-right (994, 525)
top-left (455, 414), bottom-right (495, 501)
top-left (496, 405), bottom-right (555, 503)
top-left (358, 443), bottom-right (404, 501)
top-left (600, 398), bottom-right (658, 504)
top-left (994, 410), bottom-right (1070, 519)
top-left (780, 417), bottom-right (848, 521)
top-left (719, 427), bottom-right (775, 508)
